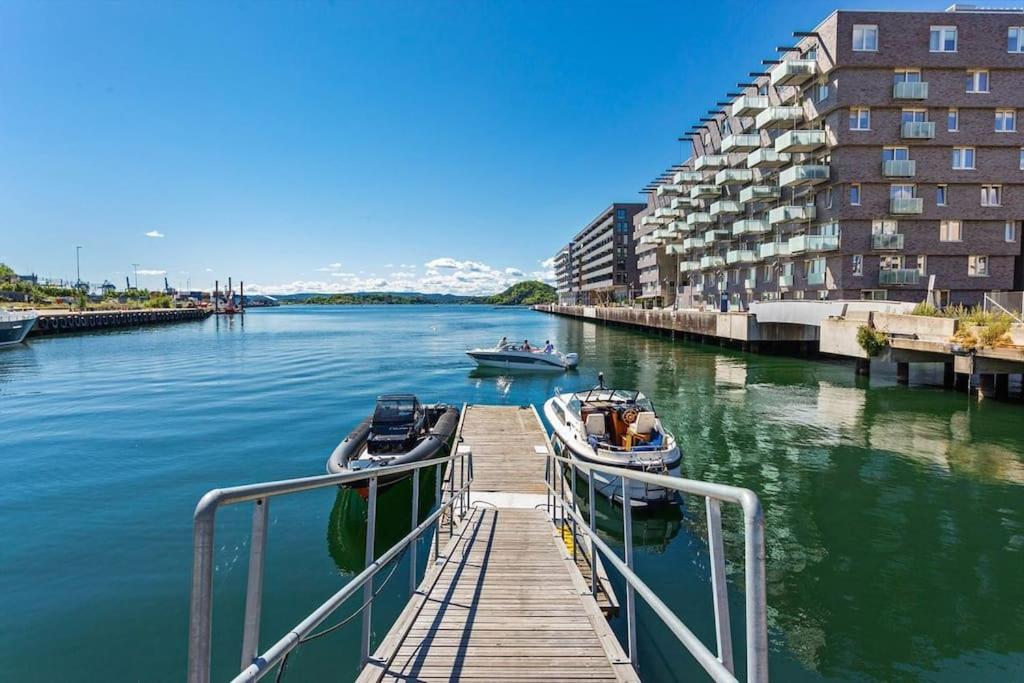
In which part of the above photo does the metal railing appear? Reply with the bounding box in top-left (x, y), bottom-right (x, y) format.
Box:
top-left (542, 447), bottom-right (768, 682)
top-left (187, 440), bottom-right (474, 683)
top-left (983, 292), bottom-right (1024, 324)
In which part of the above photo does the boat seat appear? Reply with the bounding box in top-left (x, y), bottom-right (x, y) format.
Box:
top-left (585, 413), bottom-right (607, 438)
top-left (628, 411), bottom-right (657, 436)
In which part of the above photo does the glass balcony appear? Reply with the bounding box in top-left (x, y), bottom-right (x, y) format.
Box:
top-left (652, 227), bottom-right (675, 240)
top-left (901, 121), bottom-right (935, 139)
top-left (667, 220), bottom-right (689, 233)
top-left (788, 234), bottom-right (840, 254)
top-left (731, 95), bottom-right (769, 117)
top-left (779, 164), bottom-right (830, 187)
top-left (681, 237), bottom-right (705, 252)
top-left (700, 255), bottom-right (726, 269)
top-left (694, 155), bottom-right (729, 171)
top-left (656, 184), bottom-right (683, 197)
top-left (739, 185), bottom-right (780, 203)
top-left (872, 233), bottom-right (905, 250)
top-left (670, 197), bottom-right (694, 210)
top-left (893, 81), bottom-right (929, 99)
top-left (774, 129), bottom-right (827, 153)
top-left (690, 184), bottom-right (720, 200)
top-left (674, 170), bottom-right (703, 184)
top-left (710, 200), bottom-right (743, 217)
top-left (654, 207), bottom-right (683, 221)
top-left (641, 215), bottom-right (658, 227)
top-left (679, 260), bottom-right (700, 271)
top-left (779, 274), bottom-right (794, 288)
top-left (703, 228), bottom-right (731, 243)
top-left (721, 134), bottom-right (762, 153)
top-left (687, 212), bottom-right (714, 227)
top-left (733, 219), bottom-right (770, 236)
top-left (770, 59), bottom-right (817, 87)
top-left (768, 205), bottom-right (816, 224)
top-left (755, 106), bottom-right (804, 129)
top-left (639, 234), bottom-right (660, 246)
top-left (714, 168), bottom-right (754, 185)
top-left (882, 159), bottom-right (916, 177)
top-left (726, 249), bottom-right (758, 265)
top-left (879, 269), bottom-right (921, 285)
top-left (744, 277), bottom-right (757, 290)
top-left (665, 244), bottom-right (687, 255)
top-left (807, 271), bottom-right (826, 286)
top-left (890, 197), bottom-right (924, 214)
top-left (747, 149), bottom-right (791, 169)
top-left (759, 242), bottom-right (791, 259)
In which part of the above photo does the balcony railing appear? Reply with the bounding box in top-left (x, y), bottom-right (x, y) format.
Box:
top-left (733, 219), bottom-right (770, 236)
top-left (774, 129), bottom-right (827, 153)
top-left (893, 81), bottom-right (929, 100)
top-left (654, 207), bottom-right (684, 221)
top-left (747, 148), bottom-right (791, 169)
top-left (779, 274), bottom-right (794, 288)
top-left (768, 205), bottom-right (816, 224)
top-left (674, 170), bottom-right (703, 184)
top-left (690, 184), bottom-right (720, 200)
top-left (788, 234), bottom-right (840, 254)
top-left (755, 106), bottom-right (804, 130)
top-left (759, 242), bottom-right (791, 259)
top-left (882, 159), bottom-right (916, 177)
top-left (703, 228), bottom-right (731, 243)
top-left (681, 237), bottom-right (705, 252)
top-left (739, 185), bottom-right (780, 203)
top-left (872, 233), bottom-right (905, 250)
top-left (731, 95), bottom-right (769, 117)
top-left (779, 164), bottom-right (830, 187)
top-left (667, 220), bottom-right (689, 233)
top-left (700, 255), bottom-right (726, 269)
top-left (710, 199), bottom-right (743, 217)
top-left (714, 168), bottom-right (754, 185)
top-left (901, 121), bottom-right (935, 139)
top-left (679, 260), bottom-right (700, 271)
top-left (721, 134), bottom-right (762, 153)
top-left (771, 59), bottom-right (817, 87)
top-left (890, 197), bottom-right (924, 214)
top-left (656, 184), bottom-right (684, 197)
top-left (879, 269), bottom-right (921, 285)
top-left (726, 249), bottom-right (758, 265)
top-left (694, 155), bottom-right (729, 171)
top-left (641, 215), bottom-right (658, 227)
top-left (807, 271), bottom-right (826, 286)
top-left (671, 197), bottom-right (694, 210)
top-left (687, 212), bottom-right (714, 227)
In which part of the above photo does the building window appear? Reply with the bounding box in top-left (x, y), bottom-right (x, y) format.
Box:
top-left (883, 146), bottom-right (910, 162)
top-left (968, 255), bottom-right (989, 277)
top-left (981, 185), bottom-right (1002, 207)
top-left (948, 108), bottom-right (959, 131)
top-left (894, 69), bottom-right (922, 84)
top-left (849, 107), bottom-right (871, 130)
top-left (815, 81), bottom-right (829, 102)
top-left (616, 208), bottom-right (626, 220)
top-left (1010, 27), bottom-right (1024, 53)
top-left (930, 26), bottom-right (957, 53)
top-left (852, 254), bottom-right (863, 276)
top-left (890, 184), bottom-right (915, 200)
top-left (880, 255), bottom-right (905, 270)
top-left (758, 84), bottom-right (769, 97)
top-left (1006, 221), bottom-right (1019, 242)
top-left (873, 219), bottom-right (899, 235)
top-left (853, 24), bottom-right (879, 51)
top-left (952, 147), bottom-right (976, 169)
top-left (824, 186), bottom-right (833, 208)
top-left (1020, 148), bottom-right (1024, 170)
top-left (996, 109), bottom-right (1017, 132)
top-left (917, 256), bottom-right (927, 275)
top-left (849, 183), bottom-right (861, 205)
top-left (937, 184), bottom-right (948, 205)
top-left (940, 220), bottom-right (962, 242)
top-left (901, 108), bottom-right (927, 124)
top-left (966, 69), bottom-right (990, 93)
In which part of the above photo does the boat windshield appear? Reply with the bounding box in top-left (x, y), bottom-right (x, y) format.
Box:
top-left (572, 388), bottom-right (653, 412)
top-left (373, 398), bottom-right (419, 424)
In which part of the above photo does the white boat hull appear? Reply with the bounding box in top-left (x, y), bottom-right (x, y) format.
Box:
top-left (0, 313), bottom-right (37, 348)
top-left (466, 349), bottom-right (577, 372)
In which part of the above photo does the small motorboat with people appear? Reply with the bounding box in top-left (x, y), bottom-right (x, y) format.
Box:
top-left (544, 374), bottom-right (681, 507)
top-left (466, 337), bottom-right (578, 372)
top-left (0, 309), bottom-right (38, 348)
top-left (326, 394), bottom-right (460, 496)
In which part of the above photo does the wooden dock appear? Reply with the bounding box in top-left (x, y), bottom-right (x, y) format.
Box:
top-left (358, 405), bottom-right (637, 682)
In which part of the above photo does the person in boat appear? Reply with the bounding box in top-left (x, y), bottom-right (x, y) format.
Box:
top-left (522, 339), bottom-right (532, 352)
top-left (497, 336), bottom-right (509, 350)
top-left (544, 340), bottom-right (554, 353)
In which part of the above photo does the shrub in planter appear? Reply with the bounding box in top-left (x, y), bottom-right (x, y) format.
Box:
top-left (856, 325), bottom-right (888, 357)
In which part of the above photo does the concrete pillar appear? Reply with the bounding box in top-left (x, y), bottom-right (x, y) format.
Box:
top-left (954, 372), bottom-right (970, 393)
top-left (943, 362), bottom-right (955, 389)
top-left (978, 374), bottom-right (997, 399)
top-left (996, 374), bottom-right (1009, 400)
top-left (741, 342), bottom-right (750, 353)
top-left (749, 342), bottom-right (761, 354)
top-left (896, 362), bottom-right (910, 385)
top-left (855, 358), bottom-right (871, 376)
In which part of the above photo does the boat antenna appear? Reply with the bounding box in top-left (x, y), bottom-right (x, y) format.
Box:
top-left (597, 372), bottom-right (605, 390)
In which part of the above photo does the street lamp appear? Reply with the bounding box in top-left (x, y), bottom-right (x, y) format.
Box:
top-left (76, 246), bottom-right (82, 288)
top-left (132, 263), bottom-right (139, 289)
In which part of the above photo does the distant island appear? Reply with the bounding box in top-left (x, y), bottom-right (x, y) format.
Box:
top-left (279, 280), bottom-right (556, 306)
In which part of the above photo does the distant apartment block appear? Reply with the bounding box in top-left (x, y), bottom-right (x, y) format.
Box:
top-left (641, 6), bottom-right (1024, 309)
top-left (553, 203), bottom-right (644, 305)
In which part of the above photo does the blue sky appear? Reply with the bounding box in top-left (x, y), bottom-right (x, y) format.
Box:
top-left (1, 0), bottom-right (935, 294)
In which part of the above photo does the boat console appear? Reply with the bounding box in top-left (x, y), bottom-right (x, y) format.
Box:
top-left (367, 394), bottom-right (426, 454)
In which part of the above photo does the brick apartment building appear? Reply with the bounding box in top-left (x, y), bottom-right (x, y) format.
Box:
top-left (554, 203), bottom-right (644, 305)
top-left (639, 6), bottom-right (1024, 309)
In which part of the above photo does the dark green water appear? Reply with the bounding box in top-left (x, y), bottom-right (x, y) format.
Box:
top-left (1, 306), bottom-right (1021, 681)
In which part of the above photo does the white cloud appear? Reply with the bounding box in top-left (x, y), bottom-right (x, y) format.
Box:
top-left (145, 230), bottom-right (165, 238)
top-left (329, 262), bottom-right (342, 268)
top-left (204, 268), bottom-right (213, 272)
top-left (136, 269), bottom-right (167, 276)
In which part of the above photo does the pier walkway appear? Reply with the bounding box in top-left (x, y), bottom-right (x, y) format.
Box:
top-left (357, 405), bottom-right (637, 682)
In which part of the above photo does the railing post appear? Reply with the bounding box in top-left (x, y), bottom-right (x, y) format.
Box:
top-left (434, 462), bottom-right (442, 560)
top-left (240, 497), bottom-right (269, 671)
top-left (361, 477), bottom-right (378, 665)
top-left (588, 468), bottom-right (597, 597)
top-left (571, 462), bottom-right (578, 563)
top-left (545, 454), bottom-right (552, 516)
top-left (448, 457), bottom-right (455, 536)
top-left (187, 507), bottom-right (217, 683)
top-left (410, 468), bottom-right (419, 596)
top-left (705, 497), bottom-right (734, 674)
top-left (745, 499), bottom-right (769, 683)
top-left (465, 449), bottom-right (473, 514)
top-left (458, 448), bottom-right (466, 518)
top-left (622, 475), bottom-right (637, 668)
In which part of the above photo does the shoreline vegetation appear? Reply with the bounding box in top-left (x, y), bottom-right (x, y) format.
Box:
top-left (285, 280), bottom-right (556, 306)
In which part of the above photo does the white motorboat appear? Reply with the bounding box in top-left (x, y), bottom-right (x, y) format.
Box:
top-left (466, 341), bottom-right (578, 372)
top-left (0, 309), bottom-right (38, 348)
top-left (544, 375), bottom-right (681, 507)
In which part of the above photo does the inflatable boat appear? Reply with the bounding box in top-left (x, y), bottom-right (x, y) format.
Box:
top-left (326, 395), bottom-right (460, 495)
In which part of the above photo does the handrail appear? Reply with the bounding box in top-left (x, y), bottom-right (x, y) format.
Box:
top-left (542, 447), bottom-right (768, 683)
top-left (983, 293), bottom-right (1024, 325)
top-left (187, 433), bottom-right (473, 683)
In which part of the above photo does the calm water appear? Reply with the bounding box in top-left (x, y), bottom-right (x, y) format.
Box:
top-left (2, 306), bottom-right (1022, 682)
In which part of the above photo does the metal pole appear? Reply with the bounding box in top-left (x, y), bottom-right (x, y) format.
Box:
top-left (745, 499), bottom-right (769, 682)
top-left (240, 498), bottom-right (269, 671)
top-left (410, 469), bottom-right (419, 595)
top-left (187, 507), bottom-right (217, 683)
top-left (448, 458), bottom-right (454, 536)
top-left (588, 469), bottom-right (597, 597)
top-left (434, 462), bottom-right (442, 560)
top-left (571, 462), bottom-right (578, 563)
top-left (622, 475), bottom-right (637, 668)
top-left (705, 497), bottom-right (734, 674)
top-left (458, 450), bottom-right (465, 518)
top-left (545, 454), bottom-right (552, 516)
top-left (361, 477), bottom-right (378, 665)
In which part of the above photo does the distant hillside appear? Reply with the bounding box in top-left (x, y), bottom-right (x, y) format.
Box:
top-left (485, 281), bottom-right (556, 306)
top-left (288, 292), bottom-right (480, 305)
